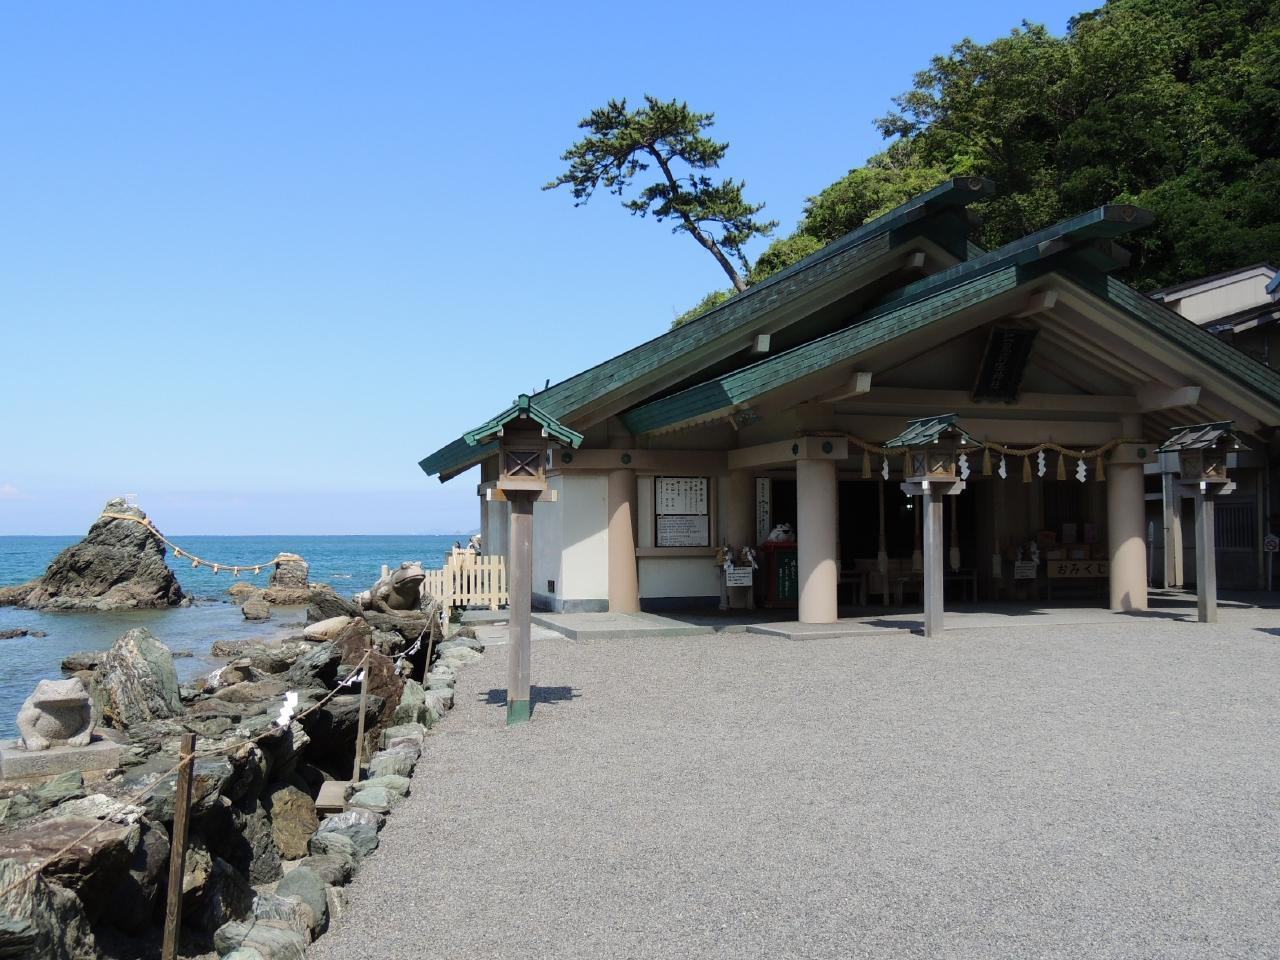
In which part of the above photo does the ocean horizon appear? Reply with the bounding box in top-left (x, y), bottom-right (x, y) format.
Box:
top-left (0, 533), bottom-right (474, 737)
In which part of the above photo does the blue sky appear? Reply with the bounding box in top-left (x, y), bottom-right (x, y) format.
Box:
top-left (0, 1), bottom-right (1085, 535)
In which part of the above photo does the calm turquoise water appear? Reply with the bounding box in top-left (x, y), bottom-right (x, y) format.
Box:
top-left (0, 535), bottom-right (466, 738)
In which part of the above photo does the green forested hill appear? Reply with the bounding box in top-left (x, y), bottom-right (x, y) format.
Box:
top-left (676, 0), bottom-right (1280, 325)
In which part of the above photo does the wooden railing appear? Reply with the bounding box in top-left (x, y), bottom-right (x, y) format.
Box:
top-left (423, 547), bottom-right (507, 611)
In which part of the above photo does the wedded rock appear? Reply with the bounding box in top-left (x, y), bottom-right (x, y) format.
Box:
top-left (0, 857), bottom-right (97, 960)
top-left (242, 598), bottom-right (272, 621)
top-left (91, 628), bottom-right (182, 728)
top-left (266, 784), bottom-right (318, 860)
top-left (213, 918), bottom-right (307, 960)
top-left (270, 554), bottom-right (309, 590)
top-left (302, 616), bottom-right (352, 642)
top-left (17, 499), bottom-right (185, 611)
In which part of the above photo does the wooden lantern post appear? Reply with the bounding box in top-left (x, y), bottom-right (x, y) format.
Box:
top-left (885, 415), bottom-right (972, 637)
top-left (461, 395), bottom-right (582, 725)
top-left (1158, 422), bottom-right (1242, 623)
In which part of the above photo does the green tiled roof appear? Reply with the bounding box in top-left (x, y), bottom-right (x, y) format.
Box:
top-left (418, 178), bottom-right (994, 479)
top-left (419, 394), bottom-right (582, 480)
top-left (1157, 422), bottom-right (1241, 452)
top-left (883, 414), bottom-right (976, 449)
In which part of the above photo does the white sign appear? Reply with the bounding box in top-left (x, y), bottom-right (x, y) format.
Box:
top-left (1265, 535), bottom-right (1279, 553)
top-left (724, 565), bottom-right (753, 587)
top-left (755, 478), bottom-right (771, 545)
top-left (656, 514), bottom-right (709, 548)
top-left (1013, 561), bottom-right (1038, 580)
top-left (655, 476), bottom-right (708, 516)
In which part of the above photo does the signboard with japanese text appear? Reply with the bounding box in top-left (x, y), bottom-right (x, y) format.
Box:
top-left (655, 476), bottom-right (710, 547)
top-left (1047, 560), bottom-right (1110, 578)
top-left (724, 565), bottom-right (753, 587)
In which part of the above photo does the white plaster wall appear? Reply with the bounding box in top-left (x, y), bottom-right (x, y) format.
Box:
top-left (560, 473), bottom-right (609, 602)
top-left (532, 475), bottom-right (563, 601)
top-left (1173, 274), bottom-right (1272, 324)
top-left (638, 557), bottom-right (720, 598)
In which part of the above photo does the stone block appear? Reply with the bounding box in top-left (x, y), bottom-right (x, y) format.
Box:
top-left (0, 737), bottom-right (125, 781)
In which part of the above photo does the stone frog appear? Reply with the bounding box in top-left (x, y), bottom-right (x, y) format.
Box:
top-left (16, 677), bottom-right (95, 751)
top-left (356, 562), bottom-right (427, 614)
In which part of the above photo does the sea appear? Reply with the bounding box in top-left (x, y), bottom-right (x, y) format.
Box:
top-left (0, 535), bottom-right (467, 738)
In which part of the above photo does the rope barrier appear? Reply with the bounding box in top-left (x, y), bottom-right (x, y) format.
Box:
top-left (99, 513), bottom-right (293, 577)
top-left (0, 649), bottom-right (374, 903)
top-left (818, 432), bottom-right (1145, 483)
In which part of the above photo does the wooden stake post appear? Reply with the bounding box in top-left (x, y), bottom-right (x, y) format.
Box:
top-left (161, 733), bottom-right (197, 960)
top-left (506, 492), bottom-right (534, 724)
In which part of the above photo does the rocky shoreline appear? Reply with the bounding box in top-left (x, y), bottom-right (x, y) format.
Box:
top-left (0, 536), bottom-right (487, 959)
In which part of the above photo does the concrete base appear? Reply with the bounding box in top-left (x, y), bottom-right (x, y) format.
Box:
top-left (0, 736), bottom-right (125, 781)
top-left (531, 612), bottom-right (714, 642)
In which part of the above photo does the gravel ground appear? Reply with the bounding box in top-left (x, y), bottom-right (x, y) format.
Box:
top-left (310, 610), bottom-right (1280, 960)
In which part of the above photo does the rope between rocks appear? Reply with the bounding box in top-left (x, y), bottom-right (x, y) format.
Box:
top-left (99, 513), bottom-right (294, 577)
top-left (0, 649), bottom-right (374, 903)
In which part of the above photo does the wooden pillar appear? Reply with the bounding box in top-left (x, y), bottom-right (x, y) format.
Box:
top-left (725, 470), bottom-right (755, 609)
top-left (607, 469), bottom-right (640, 613)
top-left (1194, 489), bottom-right (1217, 623)
top-left (923, 489), bottom-right (945, 637)
top-left (1107, 462), bottom-right (1148, 611)
top-left (1162, 471), bottom-right (1184, 588)
top-left (506, 493), bottom-right (534, 725)
top-left (797, 458), bottom-right (838, 624)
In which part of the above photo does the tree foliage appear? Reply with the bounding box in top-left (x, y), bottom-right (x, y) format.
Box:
top-left (545, 96), bottom-right (777, 293)
top-left (669, 0), bottom-right (1280, 326)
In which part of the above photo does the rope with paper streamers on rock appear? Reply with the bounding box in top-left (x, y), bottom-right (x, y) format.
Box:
top-left (100, 513), bottom-right (293, 576)
top-left (829, 434), bottom-right (1146, 483)
top-left (0, 649), bottom-right (374, 903)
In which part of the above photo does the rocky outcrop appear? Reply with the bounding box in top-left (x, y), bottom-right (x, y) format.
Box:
top-left (11, 500), bottom-right (185, 611)
top-left (91, 628), bottom-right (183, 728)
top-left (0, 857), bottom-right (97, 959)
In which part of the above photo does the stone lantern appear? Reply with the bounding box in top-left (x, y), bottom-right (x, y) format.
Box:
top-left (884, 414), bottom-right (973, 637)
top-left (1157, 421), bottom-right (1244, 623)
top-left (462, 394), bottom-right (583, 724)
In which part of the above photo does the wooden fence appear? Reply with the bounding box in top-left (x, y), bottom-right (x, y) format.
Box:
top-left (423, 547), bottom-right (507, 611)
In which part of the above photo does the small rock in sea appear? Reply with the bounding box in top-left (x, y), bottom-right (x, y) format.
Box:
top-left (60, 650), bottom-right (104, 673)
top-left (0, 628), bottom-right (30, 640)
top-left (242, 598), bottom-right (272, 621)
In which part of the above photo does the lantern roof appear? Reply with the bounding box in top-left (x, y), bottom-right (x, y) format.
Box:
top-left (882, 414), bottom-right (976, 449)
top-left (1157, 421), bottom-right (1242, 453)
top-left (462, 394), bottom-right (584, 449)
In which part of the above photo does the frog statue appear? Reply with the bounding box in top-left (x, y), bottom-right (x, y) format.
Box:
top-left (16, 677), bottom-right (95, 751)
top-left (355, 561), bottom-right (428, 614)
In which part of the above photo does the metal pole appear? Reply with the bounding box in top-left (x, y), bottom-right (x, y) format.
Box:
top-left (1195, 488), bottom-right (1217, 623)
top-left (161, 733), bottom-right (197, 960)
top-left (923, 489), bottom-right (944, 637)
top-left (507, 492), bottom-right (533, 725)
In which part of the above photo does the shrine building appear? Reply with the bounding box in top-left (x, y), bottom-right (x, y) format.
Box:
top-left (419, 179), bottom-right (1280, 623)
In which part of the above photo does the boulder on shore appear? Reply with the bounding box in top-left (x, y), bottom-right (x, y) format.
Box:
top-left (91, 628), bottom-right (183, 728)
top-left (4, 499), bottom-right (185, 611)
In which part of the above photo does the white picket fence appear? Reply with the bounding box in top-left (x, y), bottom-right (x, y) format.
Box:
top-left (422, 547), bottom-right (507, 611)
